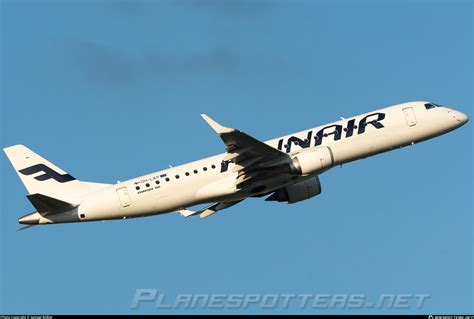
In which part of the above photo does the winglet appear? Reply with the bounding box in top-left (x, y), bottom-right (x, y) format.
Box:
top-left (200, 114), bottom-right (234, 134)
top-left (199, 208), bottom-right (217, 218)
top-left (178, 209), bottom-right (199, 218)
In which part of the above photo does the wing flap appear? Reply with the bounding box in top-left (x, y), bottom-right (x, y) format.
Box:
top-left (178, 209), bottom-right (198, 217)
top-left (178, 200), bottom-right (244, 219)
top-left (199, 200), bottom-right (244, 219)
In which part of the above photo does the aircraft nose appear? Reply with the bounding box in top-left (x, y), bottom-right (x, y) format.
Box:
top-left (454, 111), bottom-right (469, 124)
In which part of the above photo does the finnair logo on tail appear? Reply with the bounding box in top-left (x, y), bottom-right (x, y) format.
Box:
top-left (19, 164), bottom-right (76, 183)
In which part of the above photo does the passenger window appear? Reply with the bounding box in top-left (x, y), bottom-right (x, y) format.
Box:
top-left (211, 165), bottom-right (216, 169)
top-left (146, 183), bottom-right (150, 187)
top-left (193, 169), bottom-right (198, 174)
top-left (155, 180), bottom-right (160, 185)
top-left (175, 175), bottom-right (180, 179)
top-left (203, 167), bottom-right (208, 171)
top-left (185, 172), bottom-right (190, 176)
top-left (136, 186), bottom-right (140, 190)
top-left (165, 177), bottom-right (170, 182)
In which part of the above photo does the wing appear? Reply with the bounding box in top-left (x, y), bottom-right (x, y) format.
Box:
top-left (201, 114), bottom-right (292, 187)
top-left (179, 200), bottom-right (244, 218)
top-left (201, 114), bottom-right (287, 162)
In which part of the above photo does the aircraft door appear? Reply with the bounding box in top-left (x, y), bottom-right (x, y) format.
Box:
top-left (116, 187), bottom-right (131, 207)
top-left (402, 107), bottom-right (417, 127)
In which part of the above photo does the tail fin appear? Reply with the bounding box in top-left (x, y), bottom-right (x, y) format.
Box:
top-left (4, 145), bottom-right (87, 201)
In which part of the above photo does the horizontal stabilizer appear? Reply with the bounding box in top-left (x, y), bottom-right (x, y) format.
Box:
top-left (26, 193), bottom-right (78, 216)
top-left (17, 224), bottom-right (37, 231)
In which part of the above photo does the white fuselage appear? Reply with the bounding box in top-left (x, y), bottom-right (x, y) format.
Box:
top-left (33, 101), bottom-right (468, 224)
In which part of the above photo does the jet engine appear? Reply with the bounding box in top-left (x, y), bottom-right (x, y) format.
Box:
top-left (265, 176), bottom-right (322, 204)
top-left (290, 146), bottom-right (334, 175)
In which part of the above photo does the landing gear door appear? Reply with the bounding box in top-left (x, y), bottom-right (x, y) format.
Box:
top-left (116, 187), bottom-right (131, 207)
top-left (402, 107), bottom-right (417, 127)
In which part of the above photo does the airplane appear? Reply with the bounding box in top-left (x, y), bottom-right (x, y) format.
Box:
top-left (3, 101), bottom-right (469, 229)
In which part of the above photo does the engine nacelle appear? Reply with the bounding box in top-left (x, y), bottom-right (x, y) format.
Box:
top-left (266, 176), bottom-right (322, 204)
top-left (291, 146), bottom-right (334, 175)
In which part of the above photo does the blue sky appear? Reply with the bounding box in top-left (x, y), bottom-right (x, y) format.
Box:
top-left (1, 0), bottom-right (472, 314)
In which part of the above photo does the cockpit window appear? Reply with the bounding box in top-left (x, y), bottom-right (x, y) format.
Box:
top-left (424, 103), bottom-right (442, 110)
